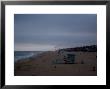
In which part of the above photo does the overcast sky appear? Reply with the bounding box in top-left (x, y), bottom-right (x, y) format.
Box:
top-left (14, 14), bottom-right (97, 51)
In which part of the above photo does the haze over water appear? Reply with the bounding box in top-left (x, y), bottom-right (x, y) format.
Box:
top-left (14, 14), bottom-right (97, 51)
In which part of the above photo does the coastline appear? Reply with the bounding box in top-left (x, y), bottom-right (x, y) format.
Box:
top-left (14, 51), bottom-right (97, 76)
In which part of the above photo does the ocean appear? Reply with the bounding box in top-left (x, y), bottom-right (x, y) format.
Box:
top-left (14, 51), bottom-right (43, 62)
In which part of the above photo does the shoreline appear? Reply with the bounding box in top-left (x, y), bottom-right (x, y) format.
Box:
top-left (14, 51), bottom-right (47, 63)
top-left (14, 51), bottom-right (97, 76)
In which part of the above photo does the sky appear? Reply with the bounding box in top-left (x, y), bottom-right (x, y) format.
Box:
top-left (14, 14), bottom-right (97, 51)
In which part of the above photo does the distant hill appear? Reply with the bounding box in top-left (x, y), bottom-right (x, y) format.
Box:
top-left (59, 45), bottom-right (97, 52)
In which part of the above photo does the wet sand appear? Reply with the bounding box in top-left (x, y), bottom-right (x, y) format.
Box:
top-left (14, 51), bottom-right (97, 76)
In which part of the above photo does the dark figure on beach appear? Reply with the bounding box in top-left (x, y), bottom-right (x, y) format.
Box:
top-left (81, 60), bottom-right (84, 64)
top-left (54, 66), bottom-right (56, 68)
top-left (92, 66), bottom-right (96, 71)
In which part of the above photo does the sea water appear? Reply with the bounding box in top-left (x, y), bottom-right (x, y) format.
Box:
top-left (14, 51), bottom-right (43, 62)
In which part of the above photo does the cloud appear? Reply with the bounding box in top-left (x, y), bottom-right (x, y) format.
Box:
top-left (14, 14), bottom-right (97, 51)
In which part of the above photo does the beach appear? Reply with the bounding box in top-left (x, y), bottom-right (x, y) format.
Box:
top-left (14, 51), bottom-right (97, 76)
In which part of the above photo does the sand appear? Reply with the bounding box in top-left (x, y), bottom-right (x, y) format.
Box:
top-left (14, 51), bottom-right (97, 76)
